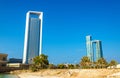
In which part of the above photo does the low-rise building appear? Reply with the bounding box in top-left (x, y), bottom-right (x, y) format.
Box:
top-left (7, 63), bottom-right (29, 69)
top-left (0, 53), bottom-right (8, 67)
top-left (7, 63), bottom-right (21, 68)
top-left (9, 58), bottom-right (22, 63)
top-left (108, 64), bottom-right (120, 69)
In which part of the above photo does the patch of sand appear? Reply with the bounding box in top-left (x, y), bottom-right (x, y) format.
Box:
top-left (15, 69), bottom-right (120, 78)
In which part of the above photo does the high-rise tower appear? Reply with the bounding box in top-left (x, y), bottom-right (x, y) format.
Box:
top-left (86, 36), bottom-right (103, 62)
top-left (23, 11), bottom-right (43, 64)
top-left (86, 36), bottom-right (93, 62)
top-left (95, 40), bottom-right (103, 61)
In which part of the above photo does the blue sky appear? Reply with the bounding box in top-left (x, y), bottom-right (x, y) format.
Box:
top-left (0, 0), bottom-right (120, 64)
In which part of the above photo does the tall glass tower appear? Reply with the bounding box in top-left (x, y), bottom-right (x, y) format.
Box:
top-left (23, 11), bottom-right (43, 64)
top-left (86, 36), bottom-right (103, 62)
top-left (86, 36), bottom-right (93, 62)
top-left (95, 40), bottom-right (103, 61)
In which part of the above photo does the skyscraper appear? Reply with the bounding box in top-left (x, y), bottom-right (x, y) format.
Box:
top-left (86, 35), bottom-right (93, 62)
top-left (86, 36), bottom-right (103, 62)
top-left (23, 11), bottom-right (43, 64)
top-left (95, 40), bottom-right (103, 61)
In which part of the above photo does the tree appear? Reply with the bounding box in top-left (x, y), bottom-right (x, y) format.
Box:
top-left (48, 64), bottom-right (57, 69)
top-left (57, 64), bottom-right (66, 69)
top-left (109, 60), bottom-right (118, 68)
top-left (80, 56), bottom-right (92, 69)
top-left (68, 64), bottom-right (74, 69)
top-left (96, 58), bottom-right (108, 68)
top-left (74, 64), bottom-right (80, 69)
top-left (30, 54), bottom-right (49, 71)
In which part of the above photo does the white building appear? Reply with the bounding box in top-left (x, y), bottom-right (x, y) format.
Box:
top-left (23, 11), bottom-right (43, 64)
top-left (108, 64), bottom-right (120, 69)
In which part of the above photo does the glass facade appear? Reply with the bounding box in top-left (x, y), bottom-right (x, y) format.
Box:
top-left (23, 11), bottom-right (43, 64)
top-left (86, 36), bottom-right (103, 62)
top-left (95, 41), bottom-right (103, 61)
top-left (27, 18), bottom-right (40, 64)
top-left (86, 36), bottom-right (93, 62)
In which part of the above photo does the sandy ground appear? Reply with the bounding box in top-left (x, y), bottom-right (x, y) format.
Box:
top-left (12, 69), bottom-right (120, 78)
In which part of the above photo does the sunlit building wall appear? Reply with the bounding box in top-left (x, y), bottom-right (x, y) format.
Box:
top-left (86, 36), bottom-right (93, 62)
top-left (86, 36), bottom-right (103, 62)
top-left (95, 40), bottom-right (103, 61)
top-left (23, 11), bottom-right (43, 64)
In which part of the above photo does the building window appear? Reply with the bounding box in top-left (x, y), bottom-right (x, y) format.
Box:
top-left (3, 57), bottom-right (6, 61)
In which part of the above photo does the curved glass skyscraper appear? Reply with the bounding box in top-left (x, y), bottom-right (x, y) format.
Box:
top-left (23, 11), bottom-right (43, 64)
top-left (86, 35), bottom-right (103, 62)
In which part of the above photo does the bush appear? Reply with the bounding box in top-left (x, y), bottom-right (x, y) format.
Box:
top-left (48, 64), bottom-right (57, 69)
top-left (57, 64), bottom-right (67, 69)
top-left (30, 54), bottom-right (49, 72)
top-left (68, 64), bottom-right (74, 69)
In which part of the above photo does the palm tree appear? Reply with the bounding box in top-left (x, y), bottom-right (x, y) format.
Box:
top-left (80, 56), bottom-right (92, 69)
top-left (30, 54), bottom-right (49, 71)
top-left (96, 58), bottom-right (108, 68)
